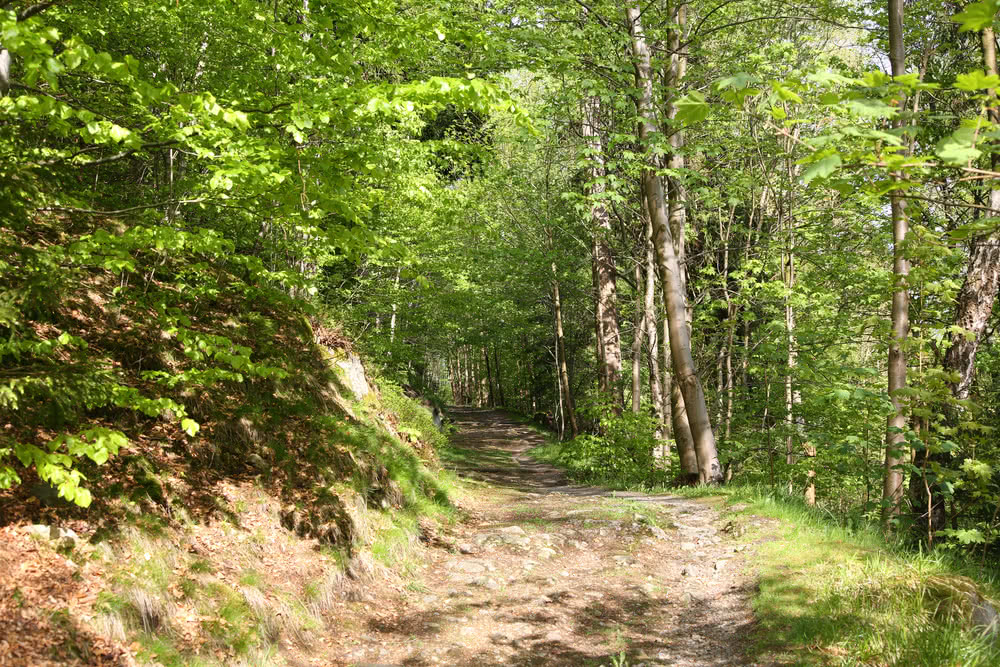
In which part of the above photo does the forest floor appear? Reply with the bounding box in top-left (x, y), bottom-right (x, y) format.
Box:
top-left (328, 407), bottom-right (772, 667)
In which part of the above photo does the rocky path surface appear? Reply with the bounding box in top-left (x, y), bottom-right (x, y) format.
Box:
top-left (336, 408), bottom-right (759, 666)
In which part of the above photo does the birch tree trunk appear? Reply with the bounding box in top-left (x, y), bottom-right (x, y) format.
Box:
top-left (628, 4), bottom-right (722, 483)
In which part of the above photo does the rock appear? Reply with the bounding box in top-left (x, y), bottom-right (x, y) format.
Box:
top-left (27, 524), bottom-right (52, 540)
top-left (681, 565), bottom-right (694, 577)
top-left (457, 543), bottom-right (477, 555)
top-left (642, 582), bottom-right (658, 596)
top-left (500, 534), bottom-right (531, 548)
top-left (680, 542), bottom-right (697, 551)
top-left (572, 540), bottom-right (587, 549)
top-left (679, 592), bottom-right (694, 604)
top-left (471, 576), bottom-right (501, 590)
top-left (335, 352), bottom-right (371, 400)
top-left (247, 453), bottom-right (268, 472)
top-left (544, 629), bottom-right (563, 641)
top-left (453, 561), bottom-right (486, 575)
top-left (714, 560), bottom-right (728, 571)
top-left (499, 525), bottom-right (526, 535)
top-left (535, 595), bottom-right (553, 604)
top-left (522, 559), bottom-right (538, 571)
top-left (972, 597), bottom-right (1000, 636)
top-left (649, 526), bottom-right (669, 540)
top-left (537, 547), bottom-right (556, 560)
top-left (613, 555), bottom-right (634, 567)
top-left (27, 525), bottom-right (80, 549)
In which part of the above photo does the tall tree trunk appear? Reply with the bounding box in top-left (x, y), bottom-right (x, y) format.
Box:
top-left (552, 273), bottom-right (579, 437)
top-left (906, 25), bottom-right (1000, 537)
top-left (494, 344), bottom-right (506, 407)
top-left (484, 346), bottom-right (495, 407)
top-left (945, 26), bottom-right (1000, 401)
top-left (644, 212), bottom-right (666, 442)
top-left (882, 0), bottom-right (910, 526)
top-left (632, 259), bottom-right (646, 414)
top-left (627, 4), bottom-right (721, 483)
top-left (583, 95), bottom-right (623, 409)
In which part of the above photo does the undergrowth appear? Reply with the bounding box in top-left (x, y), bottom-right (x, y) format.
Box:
top-left (702, 485), bottom-right (1000, 666)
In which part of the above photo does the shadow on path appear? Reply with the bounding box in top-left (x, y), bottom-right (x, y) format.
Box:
top-left (446, 407), bottom-right (690, 505)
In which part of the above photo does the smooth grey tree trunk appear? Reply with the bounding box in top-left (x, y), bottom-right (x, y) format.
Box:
top-left (882, 0), bottom-right (910, 525)
top-left (627, 5), bottom-right (722, 483)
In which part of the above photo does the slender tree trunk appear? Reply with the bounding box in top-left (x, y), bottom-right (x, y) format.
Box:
top-left (552, 273), bottom-right (579, 437)
top-left (583, 95), bottom-right (623, 409)
top-left (632, 259), bottom-right (646, 414)
top-left (389, 266), bottom-right (401, 345)
top-left (882, 0), bottom-right (910, 526)
top-left (628, 5), bottom-right (721, 483)
top-left (484, 346), bottom-right (495, 407)
top-left (494, 344), bottom-right (506, 407)
top-left (660, 303), bottom-right (673, 440)
top-left (644, 212), bottom-right (666, 443)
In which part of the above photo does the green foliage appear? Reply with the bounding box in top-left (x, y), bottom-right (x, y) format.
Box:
top-left (533, 399), bottom-right (667, 489)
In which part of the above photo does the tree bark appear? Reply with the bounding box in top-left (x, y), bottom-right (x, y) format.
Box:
top-left (945, 26), bottom-right (1000, 402)
top-left (583, 95), bottom-right (623, 409)
top-left (484, 346), bottom-right (495, 407)
top-left (627, 4), bottom-right (722, 483)
top-left (552, 271), bottom-right (579, 437)
top-left (494, 344), bottom-right (506, 407)
top-left (882, 0), bottom-right (910, 526)
top-left (644, 211), bottom-right (666, 442)
top-left (632, 259), bottom-right (645, 414)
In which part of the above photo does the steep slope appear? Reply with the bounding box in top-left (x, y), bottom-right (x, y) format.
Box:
top-left (0, 221), bottom-right (456, 665)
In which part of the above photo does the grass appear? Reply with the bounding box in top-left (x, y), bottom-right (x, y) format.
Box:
top-left (711, 486), bottom-right (1000, 666)
top-left (530, 434), bottom-right (1000, 666)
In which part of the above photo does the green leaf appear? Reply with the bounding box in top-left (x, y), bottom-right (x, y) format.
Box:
top-left (936, 127), bottom-right (983, 165)
top-left (801, 154), bottom-right (843, 185)
top-left (952, 0), bottom-right (999, 32)
top-left (181, 418), bottom-right (200, 437)
top-left (846, 98), bottom-right (897, 119)
top-left (771, 82), bottom-right (802, 103)
top-left (674, 91), bottom-right (710, 126)
top-left (955, 70), bottom-right (1000, 91)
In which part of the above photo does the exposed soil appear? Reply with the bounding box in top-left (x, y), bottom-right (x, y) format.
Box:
top-left (331, 408), bottom-right (761, 667)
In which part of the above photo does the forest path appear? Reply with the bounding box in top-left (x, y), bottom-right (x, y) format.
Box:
top-left (335, 408), bottom-right (760, 666)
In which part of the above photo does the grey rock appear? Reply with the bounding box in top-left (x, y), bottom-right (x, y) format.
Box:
top-left (471, 576), bottom-right (501, 590)
top-left (457, 543), bottom-right (477, 555)
top-left (680, 542), bottom-right (697, 551)
top-left (453, 561), bottom-right (486, 575)
top-left (247, 453), bottom-right (268, 471)
top-left (499, 525), bottom-right (526, 535)
top-left (714, 560), bottom-right (728, 571)
top-left (649, 526), bottom-right (669, 540)
top-left (27, 524), bottom-right (80, 549)
top-left (537, 547), bottom-right (557, 560)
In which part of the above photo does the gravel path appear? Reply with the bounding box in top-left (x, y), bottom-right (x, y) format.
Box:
top-left (338, 408), bottom-right (760, 667)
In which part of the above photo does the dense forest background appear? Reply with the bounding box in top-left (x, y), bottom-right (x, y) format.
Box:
top-left (5, 0), bottom-right (1000, 561)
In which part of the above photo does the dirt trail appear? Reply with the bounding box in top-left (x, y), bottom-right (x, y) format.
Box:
top-left (336, 408), bottom-right (758, 666)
